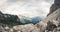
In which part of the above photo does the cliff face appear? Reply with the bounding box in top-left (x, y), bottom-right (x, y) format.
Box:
top-left (36, 8), bottom-right (60, 32)
top-left (47, 0), bottom-right (60, 16)
top-left (37, 0), bottom-right (60, 32)
top-left (36, 0), bottom-right (60, 32)
top-left (54, 0), bottom-right (60, 5)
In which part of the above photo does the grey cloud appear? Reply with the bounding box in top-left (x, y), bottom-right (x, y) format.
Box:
top-left (0, 0), bottom-right (54, 18)
top-left (45, 0), bottom-right (54, 4)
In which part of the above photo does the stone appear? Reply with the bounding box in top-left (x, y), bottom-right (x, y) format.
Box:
top-left (47, 0), bottom-right (60, 16)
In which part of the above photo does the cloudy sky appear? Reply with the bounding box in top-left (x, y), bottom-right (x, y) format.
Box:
top-left (0, 0), bottom-right (54, 18)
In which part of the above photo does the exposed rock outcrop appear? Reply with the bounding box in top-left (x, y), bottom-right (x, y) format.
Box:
top-left (47, 0), bottom-right (60, 16)
top-left (36, 0), bottom-right (60, 32)
top-left (36, 8), bottom-right (60, 32)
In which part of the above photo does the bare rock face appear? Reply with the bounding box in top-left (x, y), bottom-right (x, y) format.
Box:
top-left (47, 0), bottom-right (60, 16)
top-left (36, 8), bottom-right (60, 32)
top-left (54, 0), bottom-right (60, 5)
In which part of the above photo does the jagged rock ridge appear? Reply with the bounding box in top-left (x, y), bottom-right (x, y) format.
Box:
top-left (47, 0), bottom-right (60, 16)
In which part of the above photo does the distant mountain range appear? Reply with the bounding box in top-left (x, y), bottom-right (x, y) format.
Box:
top-left (32, 16), bottom-right (42, 24)
top-left (0, 11), bottom-right (43, 26)
top-left (18, 15), bottom-right (43, 24)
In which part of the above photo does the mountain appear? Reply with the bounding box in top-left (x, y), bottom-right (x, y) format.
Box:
top-left (0, 11), bottom-right (23, 26)
top-left (18, 15), bottom-right (43, 24)
top-left (32, 16), bottom-right (42, 24)
top-left (36, 0), bottom-right (60, 32)
top-left (1, 0), bottom-right (60, 32)
top-left (0, 11), bottom-right (42, 25)
top-left (47, 0), bottom-right (60, 16)
top-left (18, 15), bottom-right (32, 24)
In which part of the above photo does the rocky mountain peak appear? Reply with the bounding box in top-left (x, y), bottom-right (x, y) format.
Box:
top-left (47, 0), bottom-right (60, 16)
